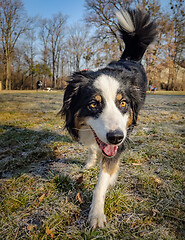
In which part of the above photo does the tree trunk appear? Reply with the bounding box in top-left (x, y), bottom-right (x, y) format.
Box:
top-left (76, 55), bottom-right (80, 72)
top-left (21, 74), bottom-right (24, 90)
top-left (52, 65), bottom-right (55, 89)
top-left (52, 51), bottom-right (56, 89)
top-left (43, 46), bottom-right (47, 88)
top-left (6, 56), bottom-right (11, 90)
top-left (31, 72), bottom-right (34, 90)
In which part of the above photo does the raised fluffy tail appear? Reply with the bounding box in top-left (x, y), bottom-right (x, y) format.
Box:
top-left (116, 8), bottom-right (157, 61)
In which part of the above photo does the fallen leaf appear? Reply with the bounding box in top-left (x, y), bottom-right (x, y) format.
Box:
top-left (39, 193), bottom-right (46, 202)
top-left (46, 225), bottom-right (51, 235)
top-left (131, 222), bottom-right (136, 228)
top-left (76, 192), bottom-right (84, 204)
top-left (132, 163), bottom-right (142, 166)
top-left (50, 232), bottom-right (54, 238)
top-left (76, 175), bottom-right (83, 184)
top-left (154, 178), bottom-right (162, 184)
top-left (136, 196), bottom-right (142, 202)
top-left (27, 224), bottom-right (34, 231)
top-left (46, 225), bottom-right (54, 238)
top-left (53, 146), bottom-right (58, 151)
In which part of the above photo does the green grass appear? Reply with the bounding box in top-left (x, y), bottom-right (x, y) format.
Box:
top-left (0, 91), bottom-right (185, 239)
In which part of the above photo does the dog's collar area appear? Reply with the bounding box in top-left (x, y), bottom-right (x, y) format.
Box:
top-left (90, 127), bottom-right (118, 157)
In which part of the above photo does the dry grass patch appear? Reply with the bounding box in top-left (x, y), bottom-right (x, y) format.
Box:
top-left (0, 91), bottom-right (184, 239)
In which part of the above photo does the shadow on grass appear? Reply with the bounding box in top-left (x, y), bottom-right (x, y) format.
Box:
top-left (0, 125), bottom-right (82, 178)
top-left (0, 125), bottom-right (94, 237)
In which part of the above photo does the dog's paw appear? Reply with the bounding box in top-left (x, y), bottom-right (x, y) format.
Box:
top-left (88, 212), bottom-right (107, 229)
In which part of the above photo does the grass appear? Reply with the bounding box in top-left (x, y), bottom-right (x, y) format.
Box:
top-left (0, 90), bottom-right (185, 239)
top-left (147, 91), bottom-right (185, 95)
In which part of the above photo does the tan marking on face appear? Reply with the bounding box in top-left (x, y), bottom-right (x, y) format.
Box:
top-left (116, 93), bottom-right (123, 101)
top-left (74, 111), bottom-right (86, 130)
top-left (127, 109), bottom-right (133, 128)
top-left (95, 94), bottom-right (102, 103)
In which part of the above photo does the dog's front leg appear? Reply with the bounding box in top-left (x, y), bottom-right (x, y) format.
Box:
top-left (88, 157), bottom-right (120, 229)
top-left (85, 144), bottom-right (99, 169)
top-left (88, 168), bottom-right (109, 228)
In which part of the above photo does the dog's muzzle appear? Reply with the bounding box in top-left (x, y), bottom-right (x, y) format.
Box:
top-left (91, 127), bottom-right (124, 158)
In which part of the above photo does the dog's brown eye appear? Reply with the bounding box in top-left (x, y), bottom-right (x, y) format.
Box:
top-left (120, 100), bottom-right (126, 108)
top-left (90, 102), bottom-right (97, 109)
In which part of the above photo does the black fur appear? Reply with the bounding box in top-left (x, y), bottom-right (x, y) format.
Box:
top-left (118, 8), bottom-right (157, 61)
top-left (61, 9), bottom-right (157, 141)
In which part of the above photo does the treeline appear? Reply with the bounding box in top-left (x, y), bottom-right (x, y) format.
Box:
top-left (0, 0), bottom-right (184, 90)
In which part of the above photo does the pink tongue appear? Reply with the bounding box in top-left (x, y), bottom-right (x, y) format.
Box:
top-left (100, 142), bottom-right (118, 157)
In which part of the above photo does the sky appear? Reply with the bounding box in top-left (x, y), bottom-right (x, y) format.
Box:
top-left (22, 0), bottom-right (86, 25)
top-left (22, 0), bottom-right (170, 26)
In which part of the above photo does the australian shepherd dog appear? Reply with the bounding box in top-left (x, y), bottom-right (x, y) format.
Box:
top-left (60, 8), bottom-right (157, 228)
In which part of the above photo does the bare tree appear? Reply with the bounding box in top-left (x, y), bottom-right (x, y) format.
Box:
top-left (85, 0), bottom-right (134, 53)
top-left (46, 13), bottom-right (67, 88)
top-left (39, 18), bottom-right (51, 87)
top-left (170, 0), bottom-right (185, 67)
top-left (0, 0), bottom-right (33, 90)
top-left (23, 29), bottom-right (37, 89)
top-left (67, 23), bottom-right (91, 72)
top-left (145, 0), bottom-right (185, 90)
top-left (168, 0), bottom-right (185, 90)
top-left (11, 45), bottom-right (25, 89)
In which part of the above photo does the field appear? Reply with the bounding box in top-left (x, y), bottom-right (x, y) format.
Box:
top-left (0, 91), bottom-right (184, 239)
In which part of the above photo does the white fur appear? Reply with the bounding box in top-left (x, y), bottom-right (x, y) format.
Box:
top-left (109, 170), bottom-right (119, 186)
top-left (87, 74), bottom-right (129, 144)
top-left (85, 143), bottom-right (99, 169)
top-left (94, 74), bottom-right (120, 102)
top-left (116, 10), bottom-right (135, 33)
top-left (88, 169), bottom-right (109, 228)
top-left (79, 74), bottom-right (129, 228)
top-left (88, 168), bottom-right (119, 228)
top-left (79, 126), bottom-right (95, 146)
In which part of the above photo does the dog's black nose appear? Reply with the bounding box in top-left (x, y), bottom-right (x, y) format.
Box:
top-left (106, 130), bottom-right (124, 145)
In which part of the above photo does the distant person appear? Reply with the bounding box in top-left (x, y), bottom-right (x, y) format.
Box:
top-left (36, 80), bottom-right (43, 90)
top-left (149, 85), bottom-right (157, 93)
top-left (151, 86), bottom-right (157, 93)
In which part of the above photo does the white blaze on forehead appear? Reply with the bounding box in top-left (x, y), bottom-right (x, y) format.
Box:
top-left (93, 74), bottom-right (120, 102)
top-left (87, 74), bottom-right (129, 145)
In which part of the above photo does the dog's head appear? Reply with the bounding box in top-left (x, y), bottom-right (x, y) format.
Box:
top-left (61, 61), bottom-right (147, 158)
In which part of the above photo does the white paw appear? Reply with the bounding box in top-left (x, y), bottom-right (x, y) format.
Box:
top-left (88, 212), bottom-right (107, 229)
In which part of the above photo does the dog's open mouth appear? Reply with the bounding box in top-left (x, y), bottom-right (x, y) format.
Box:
top-left (91, 129), bottom-right (118, 157)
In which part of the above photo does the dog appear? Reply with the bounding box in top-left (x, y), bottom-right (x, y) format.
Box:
top-left (60, 8), bottom-right (157, 229)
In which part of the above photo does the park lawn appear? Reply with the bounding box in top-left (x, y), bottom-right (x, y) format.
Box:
top-left (147, 91), bottom-right (185, 95)
top-left (0, 91), bottom-right (184, 239)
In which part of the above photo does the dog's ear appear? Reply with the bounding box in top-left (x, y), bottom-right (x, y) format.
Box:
top-left (130, 97), bottom-right (139, 127)
top-left (60, 72), bottom-right (88, 140)
top-left (128, 75), bottom-right (146, 131)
